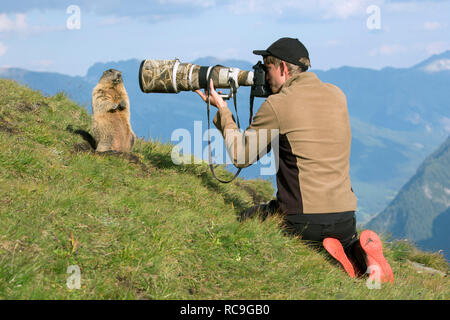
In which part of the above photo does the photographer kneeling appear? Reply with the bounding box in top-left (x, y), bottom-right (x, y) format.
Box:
top-left (196, 37), bottom-right (393, 283)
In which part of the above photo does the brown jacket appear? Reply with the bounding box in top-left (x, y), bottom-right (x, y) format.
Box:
top-left (213, 71), bottom-right (357, 214)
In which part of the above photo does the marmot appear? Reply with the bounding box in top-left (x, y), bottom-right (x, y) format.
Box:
top-left (91, 69), bottom-right (136, 153)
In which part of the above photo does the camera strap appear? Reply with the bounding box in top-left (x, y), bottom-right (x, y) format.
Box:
top-left (206, 65), bottom-right (242, 184)
top-left (249, 93), bottom-right (255, 125)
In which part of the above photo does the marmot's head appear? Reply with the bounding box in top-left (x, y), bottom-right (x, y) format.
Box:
top-left (100, 69), bottom-right (123, 86)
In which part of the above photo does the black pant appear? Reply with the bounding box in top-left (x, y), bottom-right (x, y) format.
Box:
top-left (239, 200), bottom-right (358, 251)
top-left (240, 200), bottom-right (369, 274)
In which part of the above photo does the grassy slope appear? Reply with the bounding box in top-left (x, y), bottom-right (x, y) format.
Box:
top-left (0, 79), bottom-right (448, 299)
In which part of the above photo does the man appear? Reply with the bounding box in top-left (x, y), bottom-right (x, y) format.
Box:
top-left (196, 37), bottom-right (393, 283)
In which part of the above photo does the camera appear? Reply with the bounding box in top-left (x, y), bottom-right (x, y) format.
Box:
top-left (250, 61), bottom-right (271, 98)
top-left (138, 58), bottom-right (272, 98)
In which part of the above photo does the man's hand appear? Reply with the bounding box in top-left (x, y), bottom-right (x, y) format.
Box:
top-left (195, 79), bottom-right (228, 110)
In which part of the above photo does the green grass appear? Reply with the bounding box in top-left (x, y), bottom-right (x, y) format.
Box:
top-left (0, 79), bottom-right (448, 299)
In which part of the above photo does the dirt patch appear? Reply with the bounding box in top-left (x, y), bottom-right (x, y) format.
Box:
top-left (234, 180), bottom-right (267, 204)
top-left (0, 238), bottom-right (42, 255)
top-left (116, 274), bottom-right (148, 298)
top-left (0, 118), bottom-right (17, 134)
top-left (96, 151), bottom-right (155, 174)
top-left (72, 142), bottom-right (94, 153)
top-left (16, 101), bottom-right (48, 112)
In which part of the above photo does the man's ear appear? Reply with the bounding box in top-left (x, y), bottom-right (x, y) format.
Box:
top-left (280, 61), bottom-right (288, 77)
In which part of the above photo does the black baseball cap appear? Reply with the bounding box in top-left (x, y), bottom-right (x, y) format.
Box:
top-left (253, 37), bottom-right (309, 67)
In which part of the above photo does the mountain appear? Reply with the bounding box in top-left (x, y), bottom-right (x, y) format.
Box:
top-left (0, 78), bottom-right (447, 299)
top-left (366, 136), bottom-right (450, 259)
top-left (0, 67), bottom-right (92, 108)
top-left (1, 53), bottom-right (449, 224)
top-left (420, 207), bottom-right (450, 259)
top-left (413, 50), bottom-right (450, 72)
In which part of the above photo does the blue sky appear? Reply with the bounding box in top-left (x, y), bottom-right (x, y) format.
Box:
top-left (0, 0), bottom-right (449, 76)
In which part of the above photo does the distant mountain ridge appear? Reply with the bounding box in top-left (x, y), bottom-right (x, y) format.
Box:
top-left (366, 136), bottom-right (450, 260)
top-left (0, 67), bottom-right (92, 107)
top-left (413, 50), bottom-right (450, 72)
top-left (1, 53), bottom-right (449, 226)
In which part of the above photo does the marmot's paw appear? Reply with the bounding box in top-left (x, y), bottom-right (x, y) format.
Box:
top-left (108, 104), bottom-right (118, 112)
top-left (118, 100), bottom-right (127, 110)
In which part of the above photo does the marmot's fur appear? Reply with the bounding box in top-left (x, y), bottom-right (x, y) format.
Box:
top-left (91, 69), bottom-right (135, 152)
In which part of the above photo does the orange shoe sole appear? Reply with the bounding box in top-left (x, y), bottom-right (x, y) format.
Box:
top-left (360, 230), bottom-right (394, 284)
top-left (323, 237), bottom-right (356, 278)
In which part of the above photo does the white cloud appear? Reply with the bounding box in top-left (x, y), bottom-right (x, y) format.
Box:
top-left (0, 42), bottom-right (7, 56)
top-left (0, 14), bottom-right (13, 32)
top-left (34, 60), bottom-right (53, 68)
top-left (423, 184), bottom-right (432, 200)
top-left (324, 40), bottom-right (341, 48)
top-left (158, 0), bottom-right (216, 7)
top-left (322, 0), bottom-right (372, 20)
top-left (226, 0), bottom-right (381, 20)
top-left (425, 41), bottom-right (448, 55)
top-left (385, 1), bottom-right (419, 13)
top-left (0, 13), bottom-right (66, 36)
top-left (3, 0), bottom-right (445, 26)
top-left (0, 13), bottom-right (27, 33)
top-left (424, 21), bottom-right (442, 31)
top-left (441, 117), bottom-right (450, 133)
top-left (370, 44), bottom-right (407, 56)
top-left (407, 112), bottom-right (421, 125)
top-left (97, 16), bottom-right (132, 26)
top-left (30, 59), bottom-right (53, 69)
top-left (226, 0), bottom-right (277, 15)
top-left (412, 41), bottom-right (450, 63)
top-left (1, 1), bottom-right (219, 23)
top-left (380, 44), bottom-right (406, 55)
top-left (422, 59), bottom-right (450, 72)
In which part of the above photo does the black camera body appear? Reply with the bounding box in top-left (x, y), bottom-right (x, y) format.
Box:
top-left (251, 61), bottom-right (272, 98)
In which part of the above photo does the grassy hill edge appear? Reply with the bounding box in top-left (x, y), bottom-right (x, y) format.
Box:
top-left (0, 79), bottom-right (448, 299)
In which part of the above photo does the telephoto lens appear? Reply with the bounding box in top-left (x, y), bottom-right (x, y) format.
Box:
top-left (139, 59), bottom-right (254, 94)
